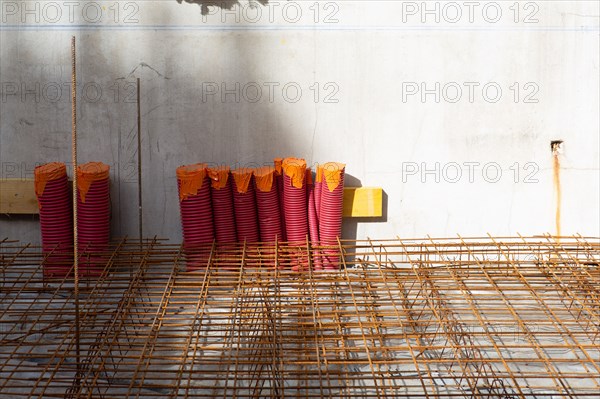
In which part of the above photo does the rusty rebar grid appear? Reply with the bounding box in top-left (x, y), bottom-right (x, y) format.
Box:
top-left (0, 235), bottom-right (598, 398)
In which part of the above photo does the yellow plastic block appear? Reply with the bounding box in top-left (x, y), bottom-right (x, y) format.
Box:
top-left (342, 187), bottom-right (382, 217)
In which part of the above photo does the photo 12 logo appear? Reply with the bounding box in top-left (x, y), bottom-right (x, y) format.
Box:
top-left (200, 81), bottom-right (340, 104)
top-left (399, 1), bottom-right (540, 24)
top-left (402, 162), bottom-right (540, 183)
top-left (0, 1), bottom-right (140, 24)
top-left (197, 1), bottom-right (340, 24)
top-left (402, 82), bottom-right (540, 104)
top-left (1, 80), bottom-right (139, 104)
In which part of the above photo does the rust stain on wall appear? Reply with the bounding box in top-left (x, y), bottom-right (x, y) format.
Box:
top-left (551, 141), bottom-right (563, 240)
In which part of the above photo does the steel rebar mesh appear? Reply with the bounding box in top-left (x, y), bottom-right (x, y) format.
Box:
top-left (1, 235), bottom-right (599, 398)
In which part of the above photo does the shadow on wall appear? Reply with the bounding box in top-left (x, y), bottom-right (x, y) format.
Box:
top-left (77, 0), bottom-right (303, 240)
top-left (177, 0), bottom-right (269, 15)
top-left (3, 1), bottom-right (364, 244)
top-left (153, 0), bottom-right (331, 241)
top-left (0, 214), bottom-right (41, 244)
top-left (342, 173), bottom-right (388, 241)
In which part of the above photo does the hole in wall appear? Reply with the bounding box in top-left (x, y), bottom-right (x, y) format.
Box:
top-left (551, 140), bottom-right (564, 154)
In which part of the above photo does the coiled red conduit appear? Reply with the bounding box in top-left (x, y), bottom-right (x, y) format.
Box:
top-left (274, 158), bottom-right (287, 241)
top-left (318, 162), bottom-right (346, 270)
top-left (177, 163), bottom-right (214, 270)
top-left (282, 158), bottom-right (308, 243)
top-left (35, 162), bottom-right (73, 278)
top-left (254, 166), bottom-right (283, 243)
top-left (314, 164), bottom-right (323, 221)
top-left (283, 158), bottom-right (308, 270)
top-left (209, 166), bottom-right (237, 245)
top-left (76, 162), bottom-right (111, 277)
top-left (254, 166), bottom-right (283, 267)
top-left (231, 168), bottom-right (260, 243)
top-left (306, 169), bottom-right (322, 270)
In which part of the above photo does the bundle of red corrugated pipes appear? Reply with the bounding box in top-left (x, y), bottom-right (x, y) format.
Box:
top-left (35, 161), bottom-right (112, 278)
top-left (176, 158), bottom-right (345, 271)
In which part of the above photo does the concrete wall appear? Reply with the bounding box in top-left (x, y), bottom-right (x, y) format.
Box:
top-left (1, 0), bottom-right (599, 243)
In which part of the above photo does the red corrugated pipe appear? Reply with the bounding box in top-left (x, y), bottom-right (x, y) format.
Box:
top-left (177, 163), bottom-right (214, 270)
top-left (274, 158), bottom-right (287, 241)
top-left (282, 158), bottom-right (308, 243)
top-left (283, 158), bottom-right (308, 270)
top-left (306, 168), bottom-right (322, 270)
top-left (76, 162), bottom-right (111, 277)
top-left (318, 162), bottom-right (345, 270)
top-left (253, 166), bottom-right (283, 243)
top-left (314, 164), bottom-right (323, 221)
top-left (209, 166), bottom-right (238, 247)
top-left (35, 162), bottom-right (73, 278)
top-left (254, 166), bottom-right (284, 267)
top-left (231, 168), bottom-right (260, 243)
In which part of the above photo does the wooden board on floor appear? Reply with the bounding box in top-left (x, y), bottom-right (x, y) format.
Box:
top-left (0, 179), bottom-right (38, 214)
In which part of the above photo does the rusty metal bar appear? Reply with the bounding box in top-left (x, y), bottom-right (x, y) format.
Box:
top-left (0, 235), bottom-right (598, 398)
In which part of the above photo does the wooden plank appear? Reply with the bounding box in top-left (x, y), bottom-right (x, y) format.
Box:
top-left (343, 187), bottom-right (382, 218)
top-left (2, 179), bottom-right (383, 219)
top-left (0, 179), bottom-right (38, 214)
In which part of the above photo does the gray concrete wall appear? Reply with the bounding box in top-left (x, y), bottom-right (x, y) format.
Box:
top-left (1, 1), bottom-right (599, 244)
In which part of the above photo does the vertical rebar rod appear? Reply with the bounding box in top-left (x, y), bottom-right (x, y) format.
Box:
top-left (70, 35), bottom-right (81, 389)
top-left (137, 77), bottom-right (143, 249)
